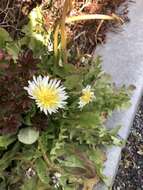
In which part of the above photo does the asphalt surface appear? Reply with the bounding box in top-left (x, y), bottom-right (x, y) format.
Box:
top-left (112, 99), bottom-right (143, 190)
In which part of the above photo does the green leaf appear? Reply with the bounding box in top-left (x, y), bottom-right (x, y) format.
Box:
top-left (88, 148), bottom-right (106, 165)
top-left (21, 177), bottom-right (37, 190)
top-left (6, 42), bottom-right (20, 61)
top-left (21, 6), bottom-right (50, 56)
top-left (0, 28), bottom-right (20, 60)
top-left (18, 128), bottom-right (39, 145)
top-left (78, 112), bottom-right (101, 127)
top-left (59, 174), bottom-right (78, 190)
top-left (0, 179), bottom-right (6, 190)
top-left (35, 158), bottom-right (50, 184)
top-left (0, 135), bottom-right (16, 148)
top-left (64, 75), bottom-right (82, 90)
top-left (110, 125), bottom-right (121, 136)
top-left (59, 154), bottom-right (83, 168)
top-left (18, 148), bottom-right (42, 161)
top-left (52, 64), bottom-right (77, 78)
top-left (111, 136), bottom-right (123, 146)
top-left (20, 36), bottom-right (45, 56)
top-left (0, 27), bottom-right (12, 48)
top-left (0, 143), bottom-right (20, 172)
top-left (87, 148), bottom-right (106, 180)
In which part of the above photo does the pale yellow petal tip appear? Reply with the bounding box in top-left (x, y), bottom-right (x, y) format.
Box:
top-left (24, 75), bottom-right (68, 115)
top-left (79, 85), bottom-right (95, 108)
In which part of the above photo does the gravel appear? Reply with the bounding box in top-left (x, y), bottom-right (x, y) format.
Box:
top-left (112, 98), bottom-right (143, 190)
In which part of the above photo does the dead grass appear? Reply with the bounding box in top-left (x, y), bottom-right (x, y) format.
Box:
top-left (42, 0), bottom-right (129, 54)
top-left (0, 0), bottom-right (41, 38)
top-left (0, 0), bottom-right (129, 53)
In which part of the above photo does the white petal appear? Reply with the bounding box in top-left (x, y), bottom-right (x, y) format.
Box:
top-left (24, 75), bottom-right (68, 115)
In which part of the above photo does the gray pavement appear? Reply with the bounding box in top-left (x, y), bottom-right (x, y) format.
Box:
top-left (94, 0), bottom-right (143, 189)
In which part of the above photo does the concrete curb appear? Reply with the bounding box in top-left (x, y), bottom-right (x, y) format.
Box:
top-left (94, 0), bottom-right (143, 189)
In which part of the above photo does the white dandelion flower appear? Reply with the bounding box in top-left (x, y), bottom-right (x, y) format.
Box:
top-left (79, 85), bottom-right (95, 108)
top-left (24, 75), bottom-right (68, 115)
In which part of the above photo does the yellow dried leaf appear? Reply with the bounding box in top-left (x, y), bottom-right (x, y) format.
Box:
top-left (83, 176), bottom-right (100, 190)
top-left (66, 14), bottom-right (123, 23)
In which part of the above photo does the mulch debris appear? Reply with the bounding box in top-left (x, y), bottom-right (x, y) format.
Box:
top-left (0, 0), bottom-right (129, 53)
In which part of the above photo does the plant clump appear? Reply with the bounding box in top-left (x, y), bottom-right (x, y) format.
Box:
top-left (0, 1), bottom-right (131, 190)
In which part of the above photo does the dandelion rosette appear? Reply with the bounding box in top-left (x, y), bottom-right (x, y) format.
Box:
top-left (79, 85), bottom-right (95, 108)
top-left (24, 75), bottom-right (68, 115)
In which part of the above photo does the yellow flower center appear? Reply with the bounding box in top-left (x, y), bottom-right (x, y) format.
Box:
top-left (81, 91), bottom-right (93, 104)
top-left (33, 86), bottom-right (59, 108)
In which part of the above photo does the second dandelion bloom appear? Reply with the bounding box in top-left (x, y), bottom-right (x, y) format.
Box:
top-left (24, 75), bottom-right (68, 115)
top-left (79, 85), bottom-right (95, 108)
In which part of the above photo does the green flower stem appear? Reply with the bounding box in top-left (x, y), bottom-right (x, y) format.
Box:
top-left (38, 139), bottom-right (62, 173)
top-left (38, 139), bottom-right (52, 166)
